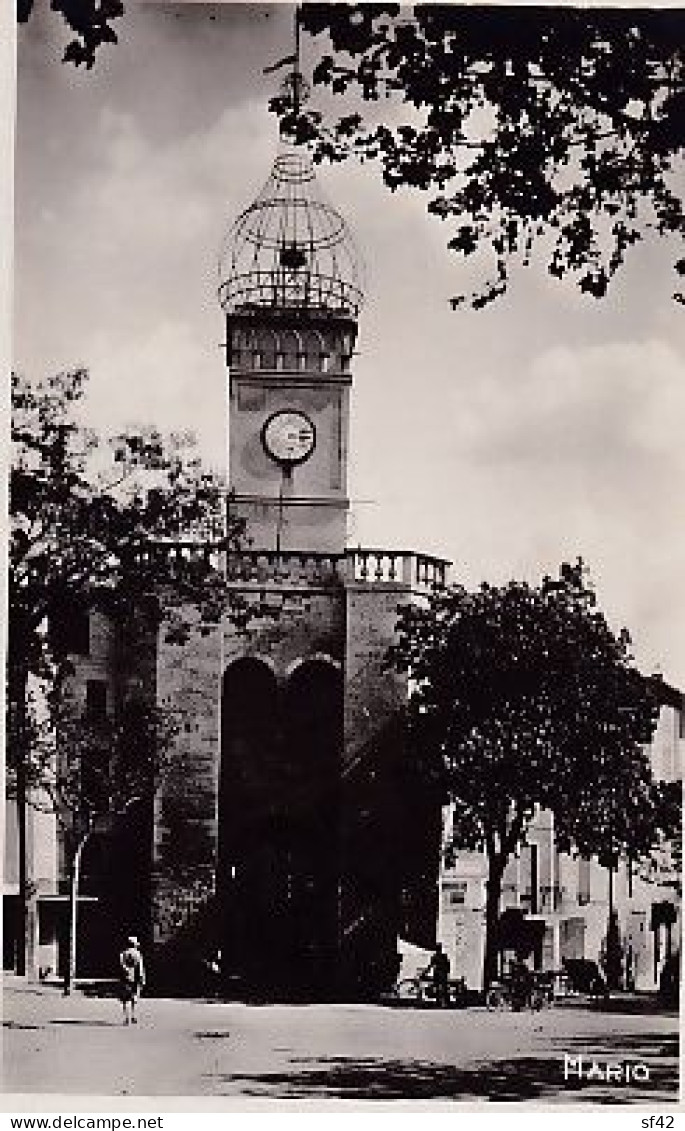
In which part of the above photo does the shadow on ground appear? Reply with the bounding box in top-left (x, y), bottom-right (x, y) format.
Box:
top-left (562, 996), bottom-right (679, 1018)
top-left (200, 1029), bottom-right (679, 1102)
top-left (564, 1030), bottom-right (678, 1061)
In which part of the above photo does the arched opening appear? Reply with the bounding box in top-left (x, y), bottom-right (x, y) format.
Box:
top-left (257, 328), bottom-right (277, 370)
top-left (280, 330), bottom-right (299, 372)
top-left (218, 657), bottom-right (342, 999)
top-left (280, 660), bottom-right (342, 996)
top-left (218, 658), bottom-right (280, 993)
top-left (300, 328), bottom-right (325, 372)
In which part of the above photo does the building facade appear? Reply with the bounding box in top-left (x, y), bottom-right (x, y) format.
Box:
top-left (439, 689), bottom-right (683, 991)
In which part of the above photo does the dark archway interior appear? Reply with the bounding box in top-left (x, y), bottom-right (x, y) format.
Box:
top-left (218, 658), bottom-right (342, 999)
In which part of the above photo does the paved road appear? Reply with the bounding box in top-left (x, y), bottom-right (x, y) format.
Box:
top-left (2, 977), bottom-right (679, 1104)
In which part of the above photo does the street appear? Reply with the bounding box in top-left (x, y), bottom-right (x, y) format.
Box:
top-left (2, 977), bottom-right (679, 1103)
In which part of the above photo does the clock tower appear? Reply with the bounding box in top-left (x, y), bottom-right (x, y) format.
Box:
top-left (219, 144), bottom-right (364, 554)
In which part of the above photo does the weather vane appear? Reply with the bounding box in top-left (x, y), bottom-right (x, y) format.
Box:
top-left (263, 4), bottom-right (310, 116)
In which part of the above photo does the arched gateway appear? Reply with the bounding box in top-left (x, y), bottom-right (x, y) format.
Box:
top-left (218, 657), bottom-right (343, 998)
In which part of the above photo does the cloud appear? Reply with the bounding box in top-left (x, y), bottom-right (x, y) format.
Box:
top-left (456, 339), bottom-right (685, 470)
top-left (79, 316), bottom-right (226, 470)
top-left (84, 102), bottom-right (271, 252)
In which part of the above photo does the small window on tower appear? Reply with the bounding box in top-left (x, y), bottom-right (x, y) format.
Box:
top-left (281, 333), bottom-right (298, 371)
top-left (260, 333), bottom-right (276, 370)
top-left (448, 882), bottom-right (468, 906)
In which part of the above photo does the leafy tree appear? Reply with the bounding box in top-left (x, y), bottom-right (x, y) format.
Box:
top-left (275, 4), bottom-right (685, 307)
top-left (39, 697), bottom-right (175, 833)
top-left (17, 0), bottom-right (124, 69)
top-left (388, 561), bottom-right (670, 989)
top-left (9, 369), bottom-right (245, 975)
top-left (638, 777), bottom-right (682, 897)
top-left (12, 694), bottom-right (179, 993)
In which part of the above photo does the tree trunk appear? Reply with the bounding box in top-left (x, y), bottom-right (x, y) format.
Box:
top-left (483, 862), bottom-right (504, 993)
top-left (64, 836), bottom-right (86, 996)
top-left (605, 865), bottom-right (622, 992)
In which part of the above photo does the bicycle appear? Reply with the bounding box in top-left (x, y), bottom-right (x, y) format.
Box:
top-left (395, 971), bottom-right (468, 1007)
top-left (485, 979), bottom-right (517, 1010)
top-left (486, 972), bottom-right (554, 1011)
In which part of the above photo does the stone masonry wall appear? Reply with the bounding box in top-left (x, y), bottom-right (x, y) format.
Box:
top-left (339, 582), bottom-right (416, 992)
top-left (223, 582), bottom-right (346, 677)
top-left (152, 605), bottom-right (222, 981)
top-left (343, 583), bottom-right (410, 771)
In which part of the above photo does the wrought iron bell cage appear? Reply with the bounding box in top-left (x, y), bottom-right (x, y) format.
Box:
top-left (218, 147), bottom-right (365, 320)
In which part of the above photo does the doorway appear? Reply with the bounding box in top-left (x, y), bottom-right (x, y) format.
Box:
top-left (218, 657), bottom-right (342, 999)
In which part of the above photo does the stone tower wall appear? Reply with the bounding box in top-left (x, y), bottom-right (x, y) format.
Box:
top-left (343, 583), bottom-right (411, 770)
top-left (151, 576), bottom-right (347, 984)
top-left (152, 608), bottom-right (222, 981)
top-left (222, 581), bottom-right (346, 677)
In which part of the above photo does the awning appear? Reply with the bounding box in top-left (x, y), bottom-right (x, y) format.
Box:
top-left (397, 936), bottom-right (433, 979)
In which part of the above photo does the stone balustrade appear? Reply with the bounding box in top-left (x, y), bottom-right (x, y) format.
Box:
top-left (133, 541), bottom-right (450, 591)
top-left (348, 549), bottom-right (449, 591)
top-left (226, 548), bottom-right (449, 591)
top-left (226, 550), bottom-right (347, 586)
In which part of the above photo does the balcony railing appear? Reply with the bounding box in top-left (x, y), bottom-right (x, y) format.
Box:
top-left (349, 549), bottom-right (448, 590)
top-left (225, 548), bottom-right (449, 591)
top-left (226, 550), bottom-right (346, 586)
top-left (131, 538), bottom-right (450, 593)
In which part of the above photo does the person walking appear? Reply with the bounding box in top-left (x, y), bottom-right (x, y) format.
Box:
top-left (509, 956), bottom-right (534, 1010)
top-left (118, 936), bottom-right (145, 1025)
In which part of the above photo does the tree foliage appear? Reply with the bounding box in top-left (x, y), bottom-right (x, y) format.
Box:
top-left (274, 4), bottom-right (685, 307)
top-left (10, 367), bottom-right (242, 708)
top-left (17, 0), bottom-right (124, 69)
top-left (15, 695), bottom-right (178, 857)
top-left (388, 561), bottom-right (674, 985)
top-left (9, 368), bottom-right (244, 973)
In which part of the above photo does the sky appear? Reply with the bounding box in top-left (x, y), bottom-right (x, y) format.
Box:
top-left (13, 1), bottom-right (685, 688)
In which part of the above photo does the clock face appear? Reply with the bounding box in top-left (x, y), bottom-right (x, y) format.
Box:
top-left (261, 410), bottom-right (316, 466)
